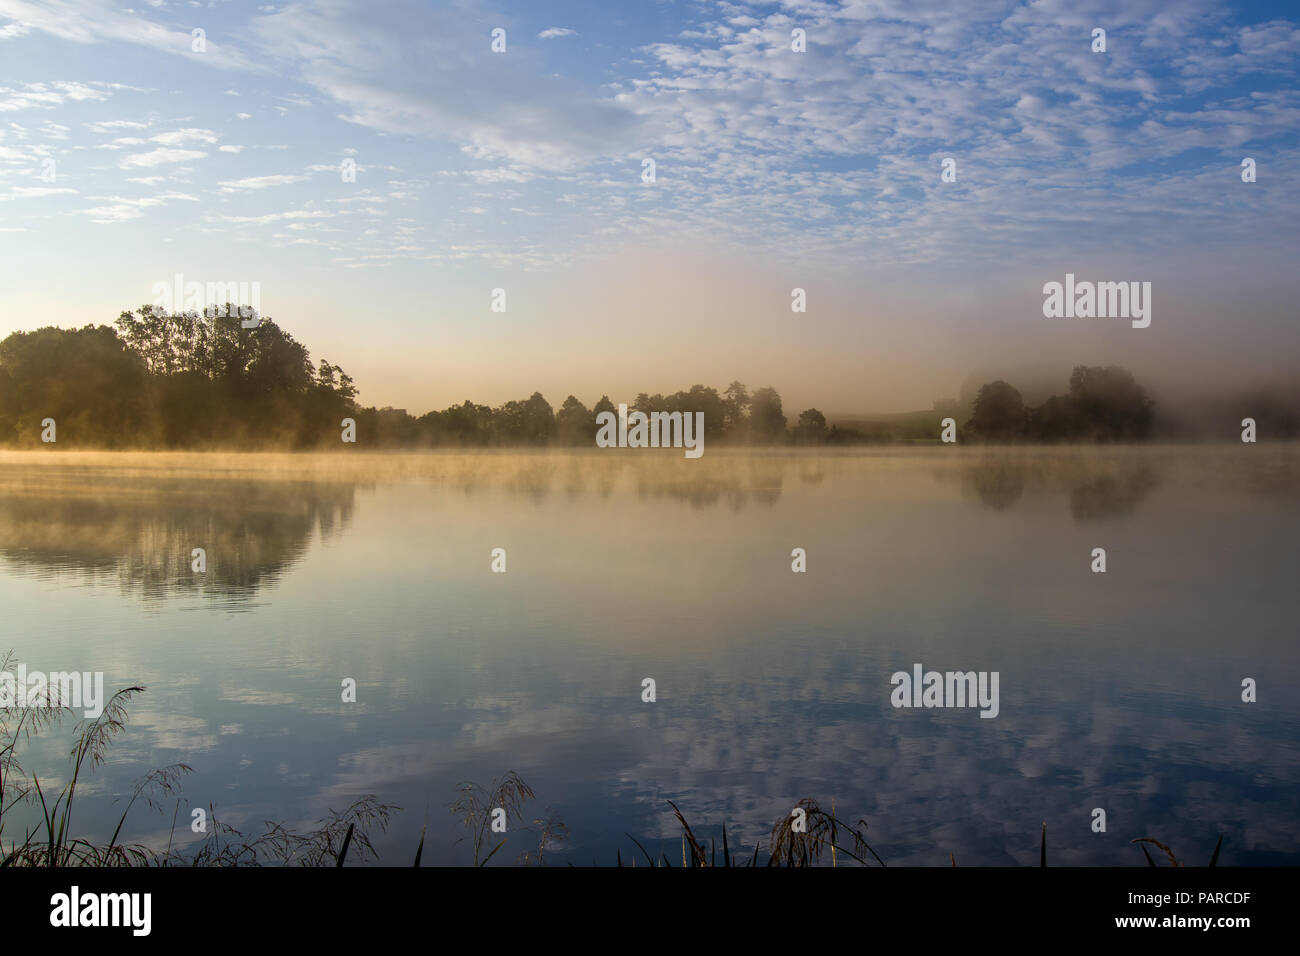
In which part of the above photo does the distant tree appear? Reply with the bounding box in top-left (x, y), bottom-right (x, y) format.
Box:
top-left (555, 395), bottom-right (592, 445)
top-left (521, 391), bottom-right (555, 443)
top-left (723, 381), bottom-right (751, 438)
top-left (1026, 394), bottom-right (1082, 442)
top-left (426, 400), bottom-right (495, 446)
top-left (1067, 365), bottom-right (1154, 441)
top-left (825, 424), bottom-right (867, 445)
top-left (749, 386), bottom-right (787, 443)
top-left (793, 408), bottom-right (828, 444)
top-left (964, 381), bottom-right (1027, 441)
top-left (673, 384), bottom-right (727, 440)
top-left (494, 392), bottom-right (554, 445)
top-left (632, 391), bottom-right (665, 415)
top-left (1024, 366), bottom-right (1154, 442)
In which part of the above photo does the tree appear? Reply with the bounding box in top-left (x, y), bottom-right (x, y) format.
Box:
top-left (723, 381), bottom-right (750, 438)
top-left (1024, 366), bottom-right (1155, 442)
top-left (964, 380), bottom-right (1026, 441)
top-left (1067, 365), bottom-right (1154, 441)
top-left (673, 384), bottom-right (727, 439)
top-left (1026, 394), bottom-right (1082, 442)
top-left (555, 395), bottom-right (592, 445)
top-left (793, 408), bottom-right (828, 444)
top-left (748, 386), bottom-right (787, 443)
top-left (0, 325), bottom-right (151, 446)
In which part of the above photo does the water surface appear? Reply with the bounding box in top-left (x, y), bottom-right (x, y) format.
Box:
top-left (2, 446), bottom-right (1297, 865)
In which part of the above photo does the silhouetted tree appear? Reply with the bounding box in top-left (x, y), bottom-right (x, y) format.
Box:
top-left (793, 408), bottom-right (828, 444)
top-left (749, 386), bottom-right (787, 443)
top-left (724, 381), bottom-right (751, 438)
top-left (555, 395), bottom-right (591, 445)
top-left (964, 380), bottom-right (1027, 442)
top-left (1066, 365), bottom-right (1154, 441)
top-left (0, 325), bottom-right (151, 446)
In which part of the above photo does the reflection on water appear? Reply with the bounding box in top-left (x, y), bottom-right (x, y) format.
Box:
top-left (0, 463), bottom-right (357, 606)
top-left (954, 455), bottom-right (1161, 519)
top-left (1, 446), bottom-right (1297, 865)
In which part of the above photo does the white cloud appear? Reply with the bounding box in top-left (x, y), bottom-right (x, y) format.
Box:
top-left (150, 128), bottom-right (219, 146)
top-left (1, 185), bottom-right (77, 199)
top-left (538, 27), bottom-right (576, 39)
top-left (0, 0), bottom-right (260, 70)
top-left (79, 190), bottom-right (198, 222)
top-left (120, 147), bottom-right (208, 168)
top-left (84, 119), bottom-right (149, 133)
top-left (214, 208), bottom-right (332, 224)
top-left (218, 173), bottom-right (309, 191)
top-left (0, 81), bottom-right (112, 111)
top-left (248, 0), bottom-right (647, 169)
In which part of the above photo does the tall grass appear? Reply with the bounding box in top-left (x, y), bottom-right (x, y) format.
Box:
top-left (1, 650), bottom-right (396, 866)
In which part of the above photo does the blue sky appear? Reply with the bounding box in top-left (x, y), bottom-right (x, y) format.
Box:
top-left (1, 0), bottom-right (1298, 413)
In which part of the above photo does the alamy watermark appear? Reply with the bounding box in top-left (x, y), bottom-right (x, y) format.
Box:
top-left (152, 274), bottom-right (262, 327)
top-left (0, 664), bottom-right (105, 719)
top-left (1042, 273), bottom-right (1151, 328)
top-left (596, 403), bottom-right (705, 458)
top-left (50, 886), bottom-right (150, 936)
top-left (890, 663), bottom-right (999, 718)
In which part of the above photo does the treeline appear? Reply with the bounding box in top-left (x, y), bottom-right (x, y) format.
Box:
top-left (0, 308), bottom-right (832, 449)
top-left (0, 307), bottom-right (356, 448)
top-left (962, 366), bottom-right (1156, 442)
top-left (960, 367), bottom-right (1300, 442)
top-left (1, 309), bottom-right (1292, 448)
top-left (377, 383), bottom-right (842, 448)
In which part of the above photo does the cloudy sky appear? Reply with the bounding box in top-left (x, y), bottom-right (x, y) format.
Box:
top-left (1, 0), bottom-right (1297, 414)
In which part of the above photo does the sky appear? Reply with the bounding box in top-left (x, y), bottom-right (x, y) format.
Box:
top-left (0, 0), bottom-right (1298, 415)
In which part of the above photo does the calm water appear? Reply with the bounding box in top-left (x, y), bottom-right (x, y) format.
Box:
top-left (2, 446), bottom-right (1297, 865)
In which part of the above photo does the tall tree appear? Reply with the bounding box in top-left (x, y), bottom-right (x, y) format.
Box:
top-left (964, 380), bottom-right (1026, 441)
top-left (748, 386), bottom-right (787, 443)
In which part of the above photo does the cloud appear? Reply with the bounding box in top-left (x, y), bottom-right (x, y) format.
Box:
top-left (0, 81), bottom-right (112, 111)
top-left (1, 185), bottom-right (77, 199)
top-left (120, 148), bottom-right (208, 168)
top-left (0, 0), bottom-right (1296, 273)
top-left (0, 0), bottom-right (260, 70)
top-left (247, 0), bottom-right (647, 169)
top-left (78, 191), bottom-right (198, 222)
top-left (218, 173), bottom-right (309, 191)
top-left (212, 208), bottom-right (333, 224)
top-left (150, 128), bottom-right (219, 146)
top-left (83, 119), bottom-right (149, 133)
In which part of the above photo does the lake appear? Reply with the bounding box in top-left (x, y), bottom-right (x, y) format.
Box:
top-left (1, 446), bottom-right (1297, 865)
